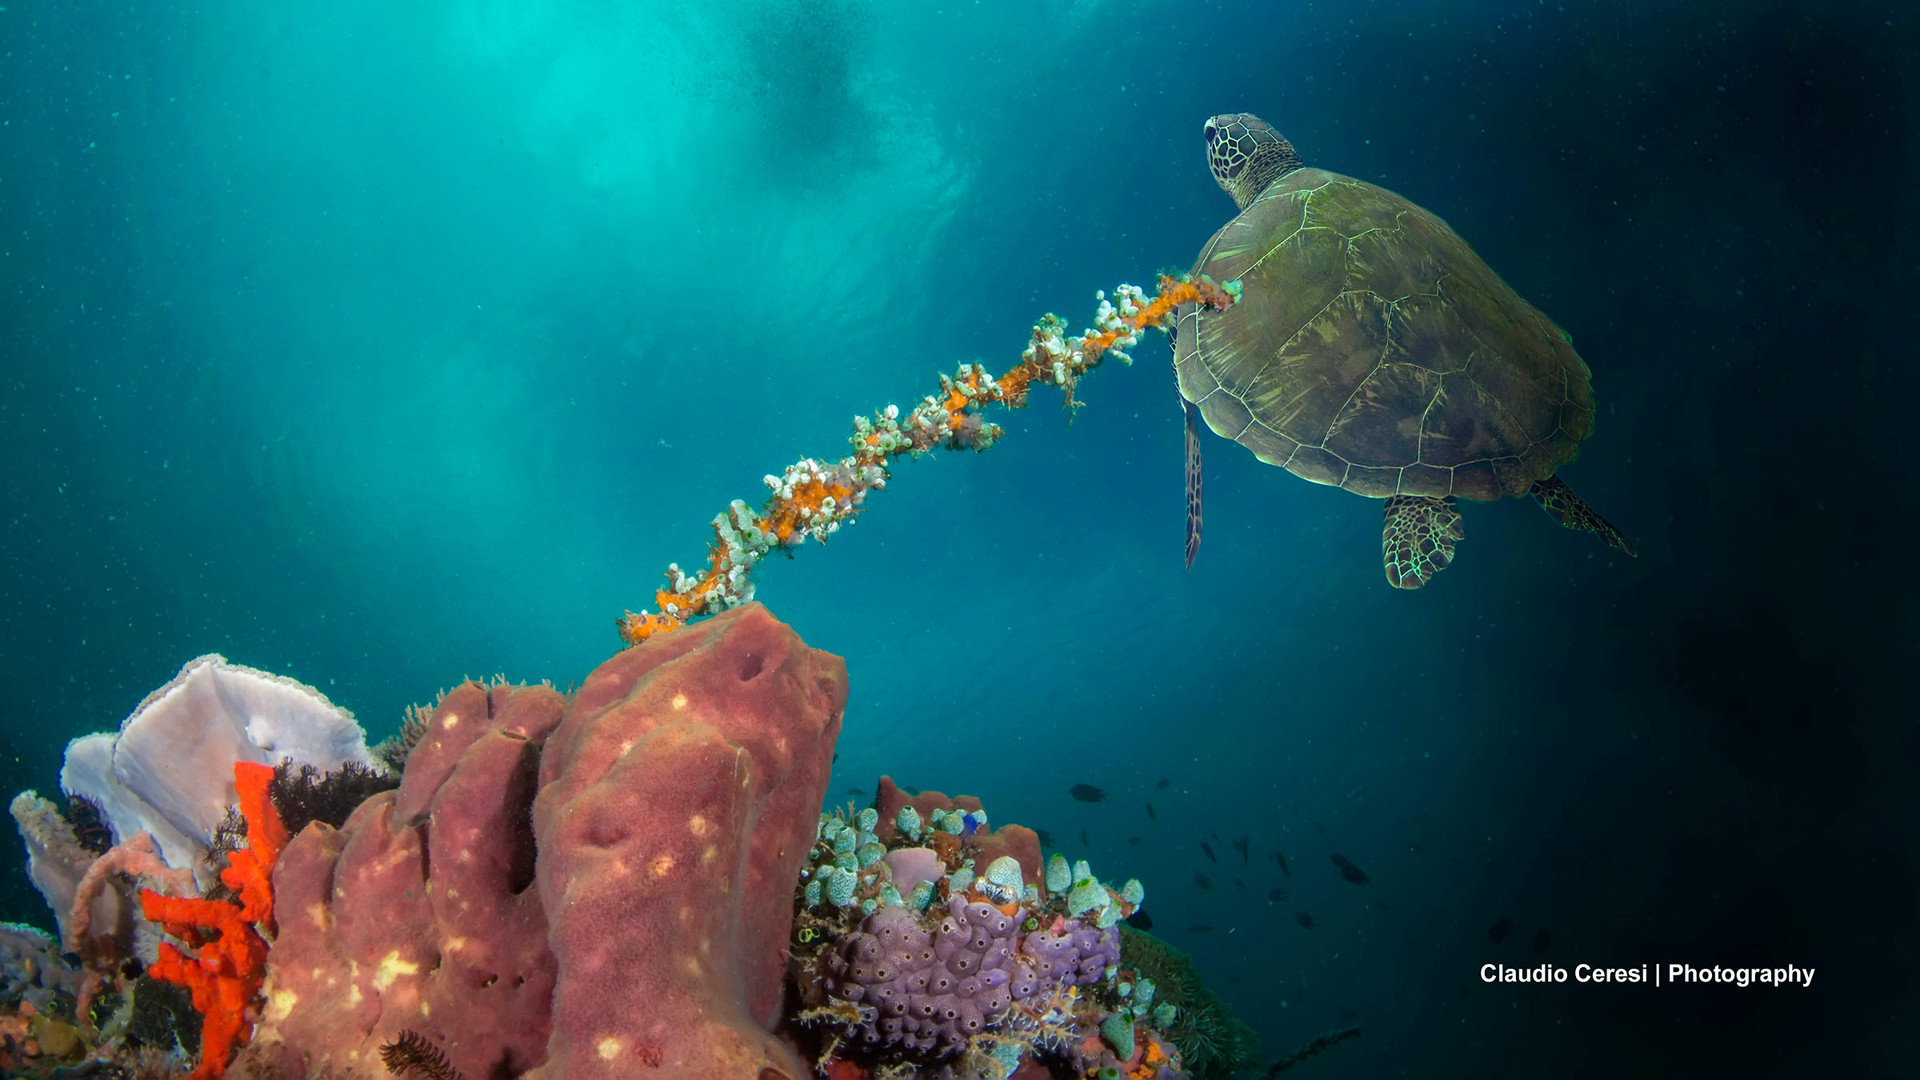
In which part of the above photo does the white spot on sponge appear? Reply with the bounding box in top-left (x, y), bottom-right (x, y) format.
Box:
top-left (371, 950), bottom-right (419, 992)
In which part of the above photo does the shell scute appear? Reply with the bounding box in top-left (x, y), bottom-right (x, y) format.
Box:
top-left (1323, 361), bottom-right (1445, 471)
top-left (1183, 163), bottom-right (1597, 501)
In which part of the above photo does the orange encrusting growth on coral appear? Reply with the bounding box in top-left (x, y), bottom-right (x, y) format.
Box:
top-left (1129, 1036), bottom-right (1173, 1079)
top-left (763, 475), bottom-right (857, 543)
top-left (138, 761), bottom-right (287, 1080)
top-left (615, 274), bottom-right (1237, 647)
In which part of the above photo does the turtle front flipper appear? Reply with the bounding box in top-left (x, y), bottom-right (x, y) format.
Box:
top-left (1381, 495), bottom-right (1464, 589)
top-left (1529, 476), bottom-right (1637, 558)
top-left (1183, 393), bottom-right (1203, 568)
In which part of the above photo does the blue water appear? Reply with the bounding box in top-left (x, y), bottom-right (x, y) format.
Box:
top-left (3, 1), bottom-right (1913, 1075)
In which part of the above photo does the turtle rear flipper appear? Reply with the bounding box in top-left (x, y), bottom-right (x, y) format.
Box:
top-left (1382, 495), bottom-right (1464, 589)
top-left (1530, 476), bottom-right (1636, 558)
top-left (1183, 393), bottom-right (1204, 568)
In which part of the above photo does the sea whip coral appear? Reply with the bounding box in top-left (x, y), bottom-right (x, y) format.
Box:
top-left (616, 274), bottom-right (1237, 644)
top-left (138, 761), bottom-right (287, 1080)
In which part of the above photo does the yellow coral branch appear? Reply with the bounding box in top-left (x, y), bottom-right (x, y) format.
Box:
top-left (615, 274), bottom-right (1239, 646)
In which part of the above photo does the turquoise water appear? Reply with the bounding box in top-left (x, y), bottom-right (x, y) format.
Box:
top-left (3, 1), bottom-right (1912, 1075)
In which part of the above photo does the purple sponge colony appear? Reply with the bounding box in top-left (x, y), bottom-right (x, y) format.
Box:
top-left (822, 894), bottom-right (1118, 1057)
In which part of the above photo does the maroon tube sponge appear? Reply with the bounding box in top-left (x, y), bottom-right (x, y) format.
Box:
top-left (236, 679), bottom-right (566, 1080)
top-left (527, 603), bottom-right (846, 1080)
top-left (873, 775), bottom-right (1045, 896)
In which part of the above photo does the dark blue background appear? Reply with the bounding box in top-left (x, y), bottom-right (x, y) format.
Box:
top-left (3, 1), bottom-right (1912, 1074)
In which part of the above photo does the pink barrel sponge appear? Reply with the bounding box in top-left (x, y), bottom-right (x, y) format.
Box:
top-left (527, 603), bottom-right (846, 1080)
top-left (238, 678), bottom-right (566, 1080)
top-left (232, 603), bottom-right (845, 1080)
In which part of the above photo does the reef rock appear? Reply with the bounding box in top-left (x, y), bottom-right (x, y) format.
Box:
top-left (234, 604), bottom-right (846, 1080)
top-left (12, 655), bottom-right (378, 969)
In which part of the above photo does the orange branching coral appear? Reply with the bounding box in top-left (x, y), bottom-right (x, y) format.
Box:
top-left (615, 274), bottom-right (1238, 646)
top-left (138, 761), bottom-right (287, 1080)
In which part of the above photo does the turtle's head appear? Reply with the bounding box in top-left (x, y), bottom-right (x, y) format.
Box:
top-left (1205, 113), bottom-right (1304, 211)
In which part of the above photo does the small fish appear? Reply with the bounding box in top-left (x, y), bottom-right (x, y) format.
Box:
top-left (1194, 873), bottom-right (1214, 891)
top-left (844, 787), bottom-right (867, 799)
top-left (1127, 910), bottom-right (1154, 930)
top-left (1080, 828), bottom-right (1090, 847)
top-left (1532, 930), bottom-right (1553, 955)
top-left (1188, 924), bottom-right (1216, 934)
top-left (1233, 878), bottom-right (1246, 890)
top-left (1069, 784), bottom-right (1107, 803)
top-left (1128, 835), bottom-right (1143, 845)
top-left (1145, 801), bottom-right (1158, 822)
top-left (1330, 854), bottom-right (1368, 886)
top-left (1233, 837), bottom-right (1250, 865)
top-left (1295, 912), bottom-right (1315, 929)
top-left (1488, 917), bottom-right (1514, 945)
top-left (1274, 850), bottom-right (1292, 878)
top-left (1267, 887), bottom-right (1290, 903)
top-left (1034, 828), bottom-right (1055, 849)
top-left (1156, 777), bottom-right (1171, 790)
top-left (1200, 842), bottom-right (1218, 863)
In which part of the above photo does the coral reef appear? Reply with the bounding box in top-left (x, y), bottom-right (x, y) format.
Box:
top-left (1117, 930), bottom-right (1259, 1079)
top-left (5, 610), bottom-right (1267, 1080)
top-left (60, 654), bottom-right (376, 880)
top-left (616, 275), bottom-right (1239, 645)
top-left (0, 924), bottom-right (85, 1014)
top-left (235, 602), bottom-right (845, 1080)
top-left (790, 785), bottom-right (1184, 1080)
top-left (236, 676), bottom-right (565, 1080)
top-left (4, 654), bottom-right (390, 1080)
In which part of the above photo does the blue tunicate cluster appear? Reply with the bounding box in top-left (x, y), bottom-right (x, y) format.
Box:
top-left (803, 810), bottom-right (887, 912)
top-left (821, 894), bottom-right (1118, 1057)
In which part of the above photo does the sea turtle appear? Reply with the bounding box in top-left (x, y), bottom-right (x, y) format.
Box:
top-left (1173, 112), bottom-right (1635, 587)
